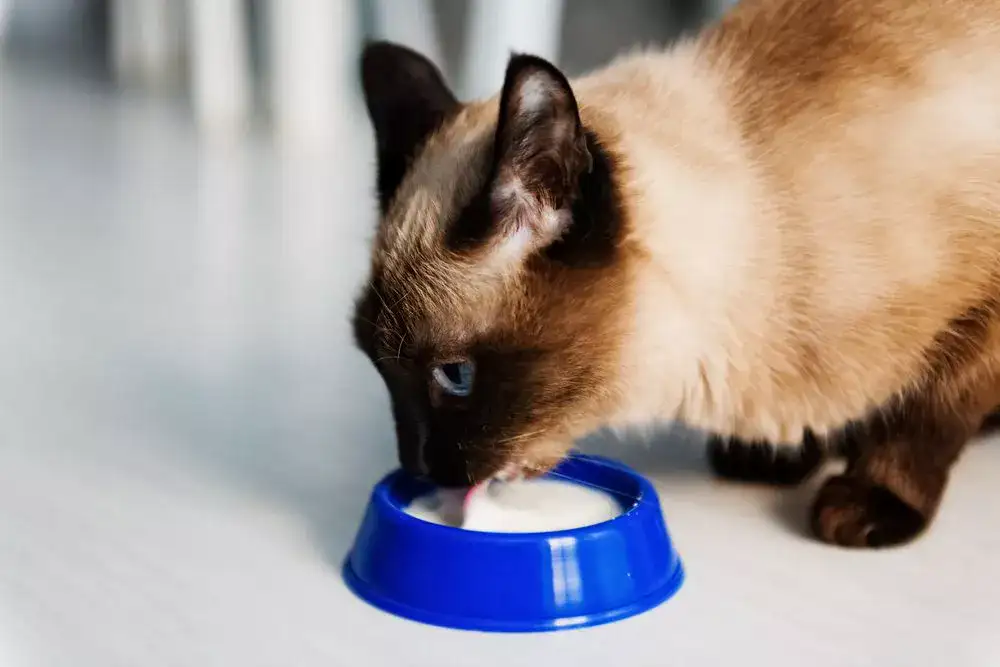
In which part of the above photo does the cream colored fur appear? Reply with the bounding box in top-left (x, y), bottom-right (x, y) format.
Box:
top-left (378, 0), bottom-right (1000, 447)
top-left (600, 14), bottom-right (1000, 443)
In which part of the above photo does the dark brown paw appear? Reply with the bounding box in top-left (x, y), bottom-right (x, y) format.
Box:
top-left (708, 434), bottom-right (823, 486)
top-left (811, 474), bottom-right (927, 548)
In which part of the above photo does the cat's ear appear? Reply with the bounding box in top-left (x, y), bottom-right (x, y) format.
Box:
top-left (488, 54), bottom-right (592, 262)
top-left (361, 42), bottom-right (459, 212)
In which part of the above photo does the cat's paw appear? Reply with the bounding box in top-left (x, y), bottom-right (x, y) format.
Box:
top-left (708, 434), bottom-right (822, 486)
top-left (810, 474), bottom-right (927, 548)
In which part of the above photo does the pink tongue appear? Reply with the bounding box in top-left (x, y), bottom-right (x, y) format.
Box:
top-left (462, 482), bottom-right (487, 512)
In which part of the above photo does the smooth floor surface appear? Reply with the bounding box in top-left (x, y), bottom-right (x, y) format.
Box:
top-left (2, 66), bottom-right (999, 667)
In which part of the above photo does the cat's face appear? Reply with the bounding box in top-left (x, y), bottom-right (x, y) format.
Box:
top-left (353, 43), bottom-right (632, 486)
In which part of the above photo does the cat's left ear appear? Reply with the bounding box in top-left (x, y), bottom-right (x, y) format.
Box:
top-left (361, 42), bottom-right (459, 213)
top-left (488, 54), bottom-right (592, 261)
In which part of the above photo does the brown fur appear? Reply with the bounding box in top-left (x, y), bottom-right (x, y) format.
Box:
top-left (700, 0), bottom-right (1000, 546)
top-left (357, 0), bottom-right (1000, 547)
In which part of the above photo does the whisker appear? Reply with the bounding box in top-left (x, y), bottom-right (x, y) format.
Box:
top-left (388, 290), bottom-right (410, 312)
top-left (372, 284), bottom-right (391, 312)
top-left (491, 429), bottom-right (546, 449)
top-left (379, 324), bottom-right (404, 346)
top-left (371, 286), bottom-right (404, 342)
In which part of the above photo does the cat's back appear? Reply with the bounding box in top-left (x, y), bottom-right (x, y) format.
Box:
top-left (700, 0), bottom-right (1000, 291)
top-left (593, 0), bottom-right (1000, 440)
top-left (706, 0), bottom-right (1000, 151)
top-left (695, 0), bottom-right (1000, 439)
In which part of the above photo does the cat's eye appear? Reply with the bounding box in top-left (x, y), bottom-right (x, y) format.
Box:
top-left (431, 361), bottom-right (475, 397)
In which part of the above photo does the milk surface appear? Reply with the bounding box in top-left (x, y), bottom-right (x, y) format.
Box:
top-left (403, 478), bottom-right (623, 533)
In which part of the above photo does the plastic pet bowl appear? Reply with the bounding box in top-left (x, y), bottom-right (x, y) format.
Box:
top-left (343, 454), bottom-right (684, 632)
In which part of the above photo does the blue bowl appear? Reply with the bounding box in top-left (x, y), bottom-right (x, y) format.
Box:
top-left (343, 455), bottom-right (684, 632)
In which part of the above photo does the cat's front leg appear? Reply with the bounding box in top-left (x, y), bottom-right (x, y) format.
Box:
top-left (810, 394), bottom-right (976, 548)
top-left (707, 429), bottom-right (825, 486)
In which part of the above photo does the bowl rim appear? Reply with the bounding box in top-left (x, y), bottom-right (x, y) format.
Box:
top-left (372, 453), bottom-right (660, 540)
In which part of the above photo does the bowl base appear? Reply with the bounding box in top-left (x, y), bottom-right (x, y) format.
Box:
top-left (342, 557), bottom-right (684, 633)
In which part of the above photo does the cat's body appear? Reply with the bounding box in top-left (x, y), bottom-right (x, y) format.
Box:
top-left (355, 0), bottom-right (1000, 548)
top-left (604, 0), bottom-right (1000, 445)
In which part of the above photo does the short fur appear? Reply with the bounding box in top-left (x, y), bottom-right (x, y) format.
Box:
top-left (355, 0), bottom-right (1000, 548)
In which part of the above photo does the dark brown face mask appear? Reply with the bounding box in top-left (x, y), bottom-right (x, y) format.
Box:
top-left (355, 43), bottom-right (630, 486)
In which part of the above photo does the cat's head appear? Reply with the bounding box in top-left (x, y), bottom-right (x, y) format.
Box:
top-left (353, 42), bottom-right (633, 486)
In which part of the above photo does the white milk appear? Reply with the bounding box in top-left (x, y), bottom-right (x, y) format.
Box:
top-left (403, 478), bottom-right (623, 533)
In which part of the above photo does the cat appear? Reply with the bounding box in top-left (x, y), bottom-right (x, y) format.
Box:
top-left (353, 0), bottom-right (1000, 548)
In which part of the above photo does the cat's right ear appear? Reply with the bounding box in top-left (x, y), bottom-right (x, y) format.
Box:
top-left (361, 42), bottom-right (459, 213)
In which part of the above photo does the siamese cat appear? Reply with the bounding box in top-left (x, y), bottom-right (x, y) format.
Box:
top-left (354, 0), bottom-right (1000, 548)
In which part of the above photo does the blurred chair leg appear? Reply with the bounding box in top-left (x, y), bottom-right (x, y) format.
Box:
top-left (111, 0), bottom-right (184, 88)
top-left (266, 0), bottom-right (358, 150)
top-left (370, 0), bottom-right (443, 71)
top-left (0, 0), bottom-right (9, 52)
top-left (187, 0), bottom-right (251, 138)
top-left (460, 0), bottom-right (564, 100)
top-left (110, 0), bottom-right (140, 81)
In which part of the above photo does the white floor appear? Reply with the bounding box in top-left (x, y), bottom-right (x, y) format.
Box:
top-left (2, 64), bottom-right (999, 667)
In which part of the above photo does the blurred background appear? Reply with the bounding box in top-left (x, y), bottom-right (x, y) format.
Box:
top-left (0, 0), bottom-right (736, 139)
top-left (0, 2), bottom-right (735, 665)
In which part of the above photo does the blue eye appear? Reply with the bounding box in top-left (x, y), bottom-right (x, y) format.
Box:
top-left (431, 361), bottom-right (474, 397)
